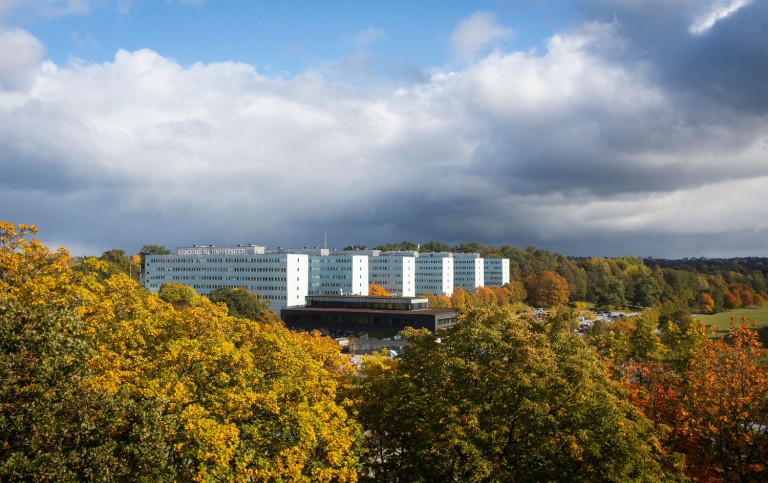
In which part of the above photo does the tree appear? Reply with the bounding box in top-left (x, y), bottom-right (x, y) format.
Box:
top-left (1, 221), bottom-right (362, 481)
top-left (524, 270), bottom-right (570, 307)
top-left (139, 244), bottom-right (170, 271)
top-left (724, 292), bottom-right (741, 310)
top-left (374, 241), bottom-right (418, 251)
top-left (353, 307), bottom-right (680, 482)
top-left (84, 273), bottom-right (362, 482)
top-left (582, 258), bottom-right (628, 309)
top-left (419, 240), bottom-right (450, 253)
top-left (421, 291), bottom-right (451, 308)
top-left (632, 269), bottom-right (662, 307)
top-left (157, 282), bottom-right (198, 309)
top-left (739, 289), bottom-right (754, 308)
top-left (0, 222), bottom-right (172, 481)
top-left (368, 284), bottom-right (391, 296)
top-left (697, 292), bottom-right (715, 313)
top-left (98, 248), bottom-right (132, 280)
top-left (471, 286), bottom-right (498, 306)
top-left (627, 320), bottom-right (768, 482)
top-left (450, 285), bottom-right (466, 308)
top-left (502, 280), bottom-right (527, 304)
top-left (208, 286), bottom-right (270, 321)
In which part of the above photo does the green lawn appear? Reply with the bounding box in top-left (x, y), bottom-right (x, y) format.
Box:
top-left (696, 305), bottom-right (768, 347)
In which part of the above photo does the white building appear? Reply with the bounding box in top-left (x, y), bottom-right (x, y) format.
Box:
top-left (416, 253), bottom-right (454, 295)
top-left (308, 254), bottom-right (369, 296)
top-left (453, 253), bottom-right (485, 291)
top-left (144, 245), bottom-right (308, 314)
top-left (484, 258), bottom-right (510, 287)
top-left (144, 242), bottom-right (510, 312)
top-left (369, 251), bottom-right (417, 296)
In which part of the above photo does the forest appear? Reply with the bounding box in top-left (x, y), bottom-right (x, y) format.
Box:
top-left (2, 223), bottom-right (767, 482)
top-left (357, 241), bottom-right (768, 315)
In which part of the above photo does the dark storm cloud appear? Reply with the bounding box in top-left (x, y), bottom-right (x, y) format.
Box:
top-left (577, 0), bottom-right (768, 113)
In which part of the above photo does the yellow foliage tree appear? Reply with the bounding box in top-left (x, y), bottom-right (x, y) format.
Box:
top-left (82, 273), bottom-right (362, 482)
top-left (1, 221), bottom-right (362, 482)
top-left (368, 284), bottom-right (391, 296)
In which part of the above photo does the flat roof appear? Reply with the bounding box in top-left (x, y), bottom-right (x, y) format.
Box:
top-left (306, 295), bottom-right (429, 303)
top-left (283, 306), bottom-right (456, 316)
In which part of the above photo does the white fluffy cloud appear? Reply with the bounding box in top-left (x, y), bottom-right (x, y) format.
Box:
top-left (450, 11), bottom-right (513, 59)
top-left (1, 3), bottom-right (767, 257)
top-left (0, 28), bottom-right (44, 88)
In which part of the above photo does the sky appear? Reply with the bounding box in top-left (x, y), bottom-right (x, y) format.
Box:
top-left (1, 0), bottom-right (767, 259)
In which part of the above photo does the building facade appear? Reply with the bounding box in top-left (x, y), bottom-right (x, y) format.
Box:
top-left (368, 251), bottom-right (417, 296)
top-left (281, 295), bottom-right (457, 339)
top-left (308, 254), bottom-right (369, 296)
top-left (484, 258), bottom-right (510, 287)
top-left (416, 252), bottom-right (454, 295)
top-left (144, 243), bottom-right (511, 313)
top-left (453, 253), bottom-right (485, 291)
top-left (145, 245), bottom-right (308, 314)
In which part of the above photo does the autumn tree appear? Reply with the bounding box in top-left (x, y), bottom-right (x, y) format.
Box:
top-left (502, 280), bottom-right (526, 304)
top-left (421, 291), bottom-right (451, 308)
top-left (450, 285), bottom-right (466, 308)
top-left (1, 221), bottom-right (362, 482)
top-left (724, 292), bottom-right (741, 310)
top-left (678, 321), bottom-right (768, 481)
top-left (627, 320), bottom-right (768, 482)
top-left (353, 307), bottom-right (680, 482)
top-left (697, 292), bottom-right (715, 313)
top-left (0, 222), bottom-right (172, 481)
top-left (368, 284), bottom-right (391, 296)
top-left (524, 270), bottom-right (570, 307)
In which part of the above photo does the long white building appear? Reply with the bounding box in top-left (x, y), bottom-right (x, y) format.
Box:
top-left (144, 243), bottom-right (510, 311)
top-left (145, 245), bottom-right (308, 314)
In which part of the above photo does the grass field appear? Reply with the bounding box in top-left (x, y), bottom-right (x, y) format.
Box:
top-left (696, 305), bottom-right (768, 347)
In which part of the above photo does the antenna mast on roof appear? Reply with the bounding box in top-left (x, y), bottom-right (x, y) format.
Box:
top-left (324, 232), bottom-right (327, 250)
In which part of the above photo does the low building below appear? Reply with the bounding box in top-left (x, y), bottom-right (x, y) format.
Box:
top-left (281, 295), bottom-right (457, 353)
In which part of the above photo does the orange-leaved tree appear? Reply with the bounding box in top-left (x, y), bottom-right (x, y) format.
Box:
top-left (368, 284), bottom-right (391, 296)
top-left (524, 270), bottom-right (570, 307)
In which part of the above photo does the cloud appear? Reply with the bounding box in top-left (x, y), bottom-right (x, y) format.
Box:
top-left (0, 0), bottom-right (91, 19)
top-left (690, 0), bottom-right (753, 34)
top-left (353, 27), bottom-right (388, 48)
top-left (1, 7), bottom-right (767, 258)
top-left (0, 28), bottom-right (45, 89)
top-left (575, 0), bottom-right (768, 112)
top-left (450, 11), bottom-right (514, 59)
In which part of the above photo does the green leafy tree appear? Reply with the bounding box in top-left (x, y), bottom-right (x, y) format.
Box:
top-left (354, 306), bottom-right (680, 482)
top-left (419, 240), bottom-right (450, 253)
top-left (208, 286), bottom-right (271, 321)
top-left (139, 244), bottom-right (170, 271)
top-left (375, 241), bottom-right (418, 251)
top-left (157, 282), bottom-right (198, 309)
top-left (631, 269), bottom-right (662, 307)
